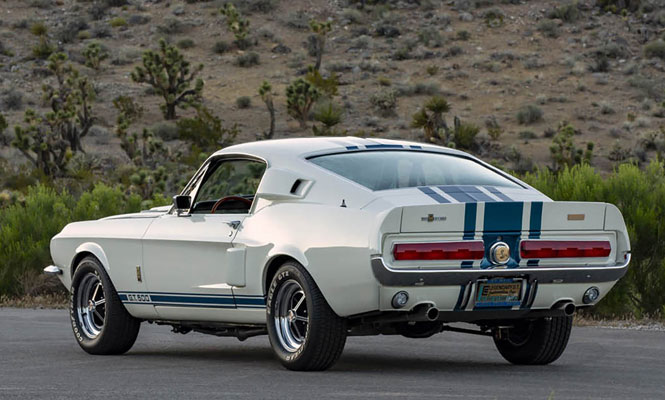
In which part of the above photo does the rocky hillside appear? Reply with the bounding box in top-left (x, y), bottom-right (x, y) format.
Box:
top-left (1, 0), bottom-right (665, 178)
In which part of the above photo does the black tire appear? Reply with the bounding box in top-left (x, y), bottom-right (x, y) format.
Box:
top-left (70, 256), bottom-right (140, 355)
top-left (493, 316), bottom-right (573, 365)
top-left (266, 261), bottom-right (347, 371)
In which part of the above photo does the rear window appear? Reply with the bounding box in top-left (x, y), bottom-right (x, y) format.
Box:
top-left (309, 151), bottom-right (521, 191)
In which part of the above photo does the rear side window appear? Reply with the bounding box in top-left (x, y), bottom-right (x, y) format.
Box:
top-left (309, 151), bottom-right (521, 191)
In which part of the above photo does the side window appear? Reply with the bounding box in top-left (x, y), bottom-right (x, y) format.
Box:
top-left (192, 159), bottom-right (266, 214)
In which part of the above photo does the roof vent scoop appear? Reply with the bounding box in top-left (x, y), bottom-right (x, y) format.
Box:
top-left (256, 168), bottom-right (312, 200)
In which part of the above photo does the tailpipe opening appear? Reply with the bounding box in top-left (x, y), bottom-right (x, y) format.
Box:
top-left (553, 301), bottom-right (576, 316)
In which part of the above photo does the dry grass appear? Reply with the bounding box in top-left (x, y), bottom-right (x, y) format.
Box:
top-left (0, 293), bottom-right (69, 309)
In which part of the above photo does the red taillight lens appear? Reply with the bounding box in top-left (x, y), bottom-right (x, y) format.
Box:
top-left (393, 242), bottom-right (485, 261)
top-left (520, 240), bottom-right (611, 259)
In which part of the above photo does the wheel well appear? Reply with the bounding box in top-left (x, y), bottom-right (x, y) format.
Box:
top-left (263, 255), bottom-right (299, 295)
top-left (71, 251), bottom-right (95, 277)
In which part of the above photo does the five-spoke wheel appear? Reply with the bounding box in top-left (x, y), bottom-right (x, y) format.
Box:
top-left (267, 261), bottom-right (347, 371)
top-left (70, 256), bottom-right (140, 355)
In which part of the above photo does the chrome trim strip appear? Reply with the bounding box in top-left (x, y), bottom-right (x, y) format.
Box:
top-left (43, 265), bottom-right (63, 275)
top-left (371, 254), bottom-right (631, 287)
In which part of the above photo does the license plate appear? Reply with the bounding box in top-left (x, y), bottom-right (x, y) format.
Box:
top-left (474, 278), bottom-right (522, 308)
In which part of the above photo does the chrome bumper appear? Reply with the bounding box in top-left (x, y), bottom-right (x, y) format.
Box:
top-left (43, 265), bottom-right (63, 275)
top-left (371, 254), bottom-right (631, 287)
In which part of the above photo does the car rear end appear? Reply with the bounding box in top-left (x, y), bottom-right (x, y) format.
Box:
top-left (372, 197), bottom-right (630, 321)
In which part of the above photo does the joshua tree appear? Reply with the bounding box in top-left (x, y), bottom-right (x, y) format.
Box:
top-left (12, 52), bottom-right (95, 176)
top-left (411, 96), bottom-right (450, 143)
top-left (82, 42), bottom-right (108, 70)
top-left (286, 78), bottom-right (321, 129)
top-left (258, 80), bottom-right (275, 140)
top-left (220, 3), bottom-right (251, 49)
top-left (308, 20), bottom-right (332, 71)
top-left (131, 39), bottom-right (204, 120)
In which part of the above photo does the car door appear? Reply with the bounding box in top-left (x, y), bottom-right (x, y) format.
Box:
top-left (141, 156), bottom-right (267, 322)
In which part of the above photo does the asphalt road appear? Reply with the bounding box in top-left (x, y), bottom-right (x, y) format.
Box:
top-left (1, 308), bottom-right (664, 400)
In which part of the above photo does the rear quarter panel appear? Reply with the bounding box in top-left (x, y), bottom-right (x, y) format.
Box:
top-left (236, 202), bottom-right (379, 317)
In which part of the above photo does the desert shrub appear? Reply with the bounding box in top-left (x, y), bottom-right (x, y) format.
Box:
top-left (177, 38), bottom-right (196, 49)
top-left (0, 184), bottom-right (147, 296)
top-left (412, 96), bottom-right (451, 143)
top-left (518, 130), bottom-right (537, 140)
top-left (176, 106), bottom-right (238, 152)
top-left (258, 81), bottom-right (275, 140)
top-left (213, 41), bottom-right (231, 54)
top-left (156, 18), bottom-right (185, 35)
top-left (110, 17), bottom-right (128, 28)
top-left (596, 0), bottom-right (640, 14)
top-left (418, 28), bottom-right (445, 47)
top-left (523, 162), bottom-right (665, 318)
top-left (128, 14), bottom-right (151, 25)
top-left (456, 30), bottom-right (471, 41)
top-left (91, 24), bottom-right (112, 38)
top-left (0, 41), bottom-right (13, 57)
top-left (235, 52), bottom-right (260, 67)
top-left (149, 121), bottom-right (179, 142)
top-left (537, 20), bottom-right (559, 38)
top-left (312, 100), bottom-right (344, 136)
top-left (236, 96), bottom-right (251, 109)
top-left (454, 121), bottom-right (479, 150)
top-left (516, 104), bottom-right (544, 125)
top-left (1, 88), bottom-right (23, 111)
top-left (89, 2), bottom-right (109, 20)
top-left (32, 37), bottom-right (54, 60)
top-left (628, 75), bottom-right (665, 101)
top-left (30, 22), bottom-right (48, 36)
top-left (549, 123), bottom-right (593, 171)
top-left (600, 101), bottom-right (615, 115)
top-left (482, 8), bottom-right (504, 27)
top-left (57, 17), bottom-right (89, 43)
top-left (447, 45), bottom-right (464, 56)
top-left (547, 2), bottom-right (580, 22)
top-left (644, 40), bottom-right (665, 60)
top-left (395, 82), bottom-right (440, 97)
top-left (370, 89), bottom-right (398, 117)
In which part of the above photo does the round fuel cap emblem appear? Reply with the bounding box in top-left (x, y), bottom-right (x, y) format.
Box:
top-left (490, 242), bottom-right (510, 264)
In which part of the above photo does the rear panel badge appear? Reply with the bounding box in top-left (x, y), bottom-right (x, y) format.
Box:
top-left (421, 214), bottom-right (447, 222)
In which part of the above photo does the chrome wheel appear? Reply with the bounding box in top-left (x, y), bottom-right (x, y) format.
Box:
top-left (274, 280), bottom-right (309, 352)
top-left (76, 274), bottom-right (106, 339)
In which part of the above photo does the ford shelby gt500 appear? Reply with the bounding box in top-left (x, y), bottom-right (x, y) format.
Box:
top-left (47, 137), bottom-right (630, 370)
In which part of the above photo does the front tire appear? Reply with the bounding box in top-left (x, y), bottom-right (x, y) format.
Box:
top-left (266, 261), bottom-right (347, 371)
top-left (493, 316), bottom-right (573, 365)
top-left (70, 256), bottom-right (140, 355)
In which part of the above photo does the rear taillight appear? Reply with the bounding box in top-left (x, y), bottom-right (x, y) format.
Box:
top-left (393, 241), bottom-right (485, 261)
top-left (520, 240), bottom-right (611, 259)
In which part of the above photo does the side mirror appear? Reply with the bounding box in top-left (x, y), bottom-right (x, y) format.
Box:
top-left (173, 195), bottom-right (191, 216)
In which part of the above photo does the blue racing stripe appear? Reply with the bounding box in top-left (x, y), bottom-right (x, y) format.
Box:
top-left (460, 260), bottom-right (474, 269)
top-left (529, 202), bottom-right (543, 239)
top-left (453, 285), bottom-right (467, 311)
top-left (149, 294), bottom-right (235, 305)
top-left (439, 185), bottom-right (495, 203)
top-left (463, 203), bottom-right (477, 240)
top-left (483, 202), bottom-right (523, 232)
top-left (346, 145), bottom-right (359, 150)
top-left (418, 186), bottom-right (449, 203)
top-left (365, 144), bottom-right (403, 149)
top-left (486, 186), bottom-right (512, 202)
top-left (409, 145), bottom-right (423, 149)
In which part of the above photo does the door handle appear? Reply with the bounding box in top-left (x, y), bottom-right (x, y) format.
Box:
top-left (226, 220), bottom-right (241, 230)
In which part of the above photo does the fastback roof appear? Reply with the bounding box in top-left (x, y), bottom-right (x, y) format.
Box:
top-left (212, 137), bottom-right (466, 163)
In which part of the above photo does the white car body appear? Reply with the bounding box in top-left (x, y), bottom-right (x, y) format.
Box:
top-left (49, 137), bottom-right (631, 327)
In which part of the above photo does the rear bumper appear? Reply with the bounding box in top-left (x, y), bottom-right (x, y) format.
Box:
top-left (370, 254), bottom-right (630, 287)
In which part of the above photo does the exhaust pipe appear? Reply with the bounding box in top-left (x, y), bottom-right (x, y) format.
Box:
top-left (554, 301), bottom-right (576, 316)
top-left (407, 303), bottom-right (439, 322)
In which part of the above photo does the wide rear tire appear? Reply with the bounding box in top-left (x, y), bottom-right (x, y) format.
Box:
top-left (70, 256), bottom-right (140, 355)
top-left (266, 261), bottom-right (347, 371)
top-left (493, 316), bottom-right (573, 365)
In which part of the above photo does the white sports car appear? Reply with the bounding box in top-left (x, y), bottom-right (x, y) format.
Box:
top-left (47, 137), bottom-right (630, 370)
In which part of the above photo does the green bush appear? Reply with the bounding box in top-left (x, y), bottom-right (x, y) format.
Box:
top-left (644, 40), bottom-right (665, 60)
top-left (516, 104), bottom-right (544, 125)
top-left (0, 184), bottom-right (148, 296)
top-left (523, 162), bottom-right (665, 318)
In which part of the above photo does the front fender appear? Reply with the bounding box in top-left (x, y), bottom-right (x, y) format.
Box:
top-left (73, 242), bottom-right (110, 273)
